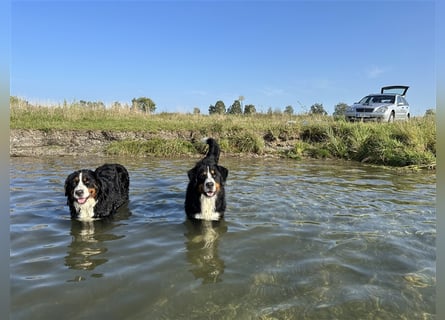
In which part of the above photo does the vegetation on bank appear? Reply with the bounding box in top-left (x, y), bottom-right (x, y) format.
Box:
top-left (10, 98), bottom-right (436, 169)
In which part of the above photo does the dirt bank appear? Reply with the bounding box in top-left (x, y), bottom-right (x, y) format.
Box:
top-left (10, 129), bottom-right (292, 157)
top-left (10, 128), bottom-right (297, 158)
top-left (9, 129), bottom-right (187, 157)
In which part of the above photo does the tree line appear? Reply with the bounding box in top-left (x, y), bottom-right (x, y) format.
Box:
top-left (10, 96), bottom-right (436, 117)
top-left (10, 96), bottom-right (157, 113)
top-left (10, 95), bottom-right (335, 115)
top-left (206, 99), bottom-right (339, 116)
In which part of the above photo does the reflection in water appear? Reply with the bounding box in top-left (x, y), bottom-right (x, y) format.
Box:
top-left (65, 206), bottom-right (131, 272)
top-left (184, 219), bottom-right (227, 284)
top-left (65, 220), bottom-right (108, 271)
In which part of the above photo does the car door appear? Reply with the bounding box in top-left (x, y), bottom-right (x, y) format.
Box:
top-left (396, 96), bottom-right (409, 119)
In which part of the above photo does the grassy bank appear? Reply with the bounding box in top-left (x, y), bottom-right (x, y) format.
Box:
top-left (10, 101), bottom-right (436, 169)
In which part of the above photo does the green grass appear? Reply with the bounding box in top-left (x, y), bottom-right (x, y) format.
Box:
top-left (106, 138), bottom-right (196, 157)
top-left (10, 99), bottom-right (436, 168)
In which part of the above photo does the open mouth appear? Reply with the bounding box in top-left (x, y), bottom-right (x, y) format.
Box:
top-left (205, 191), bottom-right (216, 197)
top-left (75, 196), bottom-right (90, 204)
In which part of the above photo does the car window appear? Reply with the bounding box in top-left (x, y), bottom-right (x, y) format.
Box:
top-left (361, 95), bottom-right (394, 104)
top-left (396, 96), bottom-right (405, 105)
top-left (358, 95), bottom-right (396, 104)
top-left (379, 96), bottom-right (395, 104)
top-left (399, 96), bottom-right (408, 105)
top-left (358, 96), bottom-right (372, 104)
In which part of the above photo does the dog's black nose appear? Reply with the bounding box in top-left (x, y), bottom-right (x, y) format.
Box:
top-left (206, 182), bottom-right (214, 188)
top-left (75, 190), bottom-right (84, 197)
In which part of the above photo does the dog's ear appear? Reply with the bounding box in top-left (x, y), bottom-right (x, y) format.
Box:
top-left (218, 165), bottom-right (228, 181)
top-left (64, 171), bottom-right (77, 196)
top-left (92, 170), bottom-right (104, 197)
top-left (64, 179), bottom-right (70, 197)
top-left (187, 168), bottom-right (196, 181)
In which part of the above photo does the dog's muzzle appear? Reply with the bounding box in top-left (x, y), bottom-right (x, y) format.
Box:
top-left (74, 188), bottom-right (90, 204)
top-left (204, 181), bottom-right (216, 197)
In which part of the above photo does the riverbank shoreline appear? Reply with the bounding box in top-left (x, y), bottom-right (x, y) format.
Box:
top-left (10, 128), bottom-right (180, 157)
top-left (9, 128), bottom-right (289, 158)
top-left (9, 128), bottom-right (436, 172)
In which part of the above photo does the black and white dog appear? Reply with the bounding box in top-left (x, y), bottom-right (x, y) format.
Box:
top-left (64, 164), bottom-right (130, 221)
top-left (185, 138), bottom-right (229, 221)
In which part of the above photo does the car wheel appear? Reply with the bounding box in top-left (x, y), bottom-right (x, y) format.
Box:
top-left (388, 112), bottom-right (395, 123)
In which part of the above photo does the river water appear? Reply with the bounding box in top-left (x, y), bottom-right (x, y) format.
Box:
top-left (10, 156), bottom-right (436, 319)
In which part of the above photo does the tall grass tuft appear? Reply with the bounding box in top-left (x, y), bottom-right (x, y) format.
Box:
top-left (227, 131), bottom-right (265, 154)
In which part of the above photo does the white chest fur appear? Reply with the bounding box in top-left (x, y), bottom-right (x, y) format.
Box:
top-left (74, 197), bottom-right (98, 221)
top-left (194, 194), bottom-right (220, 221)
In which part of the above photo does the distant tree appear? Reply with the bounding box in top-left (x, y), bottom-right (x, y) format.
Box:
top-left (244, 104), bottom-right (256, 115)
top-left (111, 101), bottom-right (122, 111)
top-left (309, 103), bottom-right (327, 115)
top-left (79, 100), bottom-right (106, 110)
top-left (193, 107), bottom-right (201, 115)
top-left (132, 97), bottom-right (156, 113)
top-left (227, 100), bottom-right (242, 115)
top-left (425, 108), bottom-right (435, 117)
top-left (333, 102), bottom-right (349, 117)
top-left (209, 100), bottom-right (226, 115)
top-left (267, 107), bottom-right (273, 115)
top-left (284, 105), bottom-right (294, 115)
top-left (215, 100), bottom-right (226, 114)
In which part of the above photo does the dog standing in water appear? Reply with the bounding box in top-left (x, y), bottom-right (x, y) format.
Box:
top-left (64, 163), bottom-right (129, 221)
top-left (185, 138), bottom-right (228, 221)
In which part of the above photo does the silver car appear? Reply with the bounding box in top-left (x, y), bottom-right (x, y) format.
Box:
top-left (345, 85), bottom-right (410, 122)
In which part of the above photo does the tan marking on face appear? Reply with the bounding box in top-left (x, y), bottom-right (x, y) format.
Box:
top-left (88, 187), bottom-right (97, 199)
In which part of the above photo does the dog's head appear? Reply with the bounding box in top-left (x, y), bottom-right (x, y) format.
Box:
top-left (64, 170), bottom-right (100, 205)
top-left (188, 163), bottom-right (228, 198)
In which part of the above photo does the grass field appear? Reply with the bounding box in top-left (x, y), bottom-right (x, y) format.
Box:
top-left (10, 98), bottom-right (436, 169)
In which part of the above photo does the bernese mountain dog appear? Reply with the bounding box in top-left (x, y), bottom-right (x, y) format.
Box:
top-left (64, 163), bottom-right (130, 221)
top-left (185, 138), bottom-right (229, 221)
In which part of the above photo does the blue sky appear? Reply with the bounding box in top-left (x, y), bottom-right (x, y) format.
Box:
top-left (11, 1), bottom-right (436, 115)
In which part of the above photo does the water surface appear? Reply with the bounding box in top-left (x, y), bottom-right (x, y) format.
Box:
top-left (10, 156), bottom-right (436, 319)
